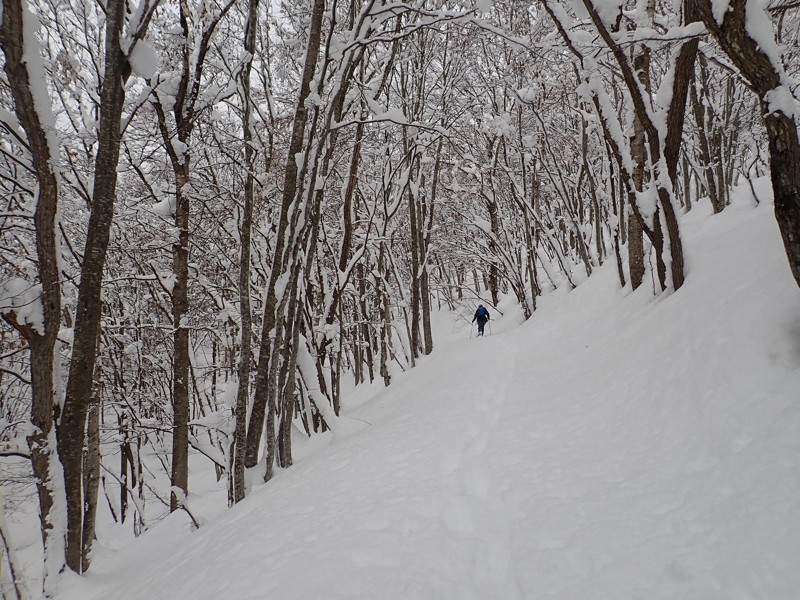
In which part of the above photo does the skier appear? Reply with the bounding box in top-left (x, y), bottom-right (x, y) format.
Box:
top-left (472, 304), bottom-right (490, 336)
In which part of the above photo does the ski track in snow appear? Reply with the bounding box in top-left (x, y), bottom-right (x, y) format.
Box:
top-left (60, 197), bottom-right (800, 600)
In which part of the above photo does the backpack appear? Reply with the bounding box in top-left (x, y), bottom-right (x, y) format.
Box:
top-left (476, 306), bottom-right (487, 318)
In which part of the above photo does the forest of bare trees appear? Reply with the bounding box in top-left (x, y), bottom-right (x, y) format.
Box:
top-left (1, 0), bottom-right (798, 594)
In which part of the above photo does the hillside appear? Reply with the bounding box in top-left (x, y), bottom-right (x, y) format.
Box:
top-left (61, 193), bottom-right (800, 600)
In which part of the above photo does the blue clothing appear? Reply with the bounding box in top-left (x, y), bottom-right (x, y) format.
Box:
top-left (472, 306), bottom-right (490, 335)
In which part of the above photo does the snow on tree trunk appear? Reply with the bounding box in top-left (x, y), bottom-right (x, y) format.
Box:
top-left (1, 0), bottom-right (66, 585)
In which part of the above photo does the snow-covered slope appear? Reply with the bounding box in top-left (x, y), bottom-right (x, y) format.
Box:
top-left (62, 195), bottom-right (800, 600)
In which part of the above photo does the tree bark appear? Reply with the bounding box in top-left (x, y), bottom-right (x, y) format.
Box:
top-left (487, 193), bottom-right (501, 306)
top-left (119, 414), bottom-right (129, 523)
top-left (407, 151), bottom-right (422, 358)
top-left (81, 401), bottom-right (100, 572)
top-left (629, 35), bottom-right (650, 290)
top-left (170, 166), bottom-right (191, 513)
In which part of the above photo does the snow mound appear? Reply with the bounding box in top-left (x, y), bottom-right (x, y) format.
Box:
top-left (63, 196), bottom-right (800, 600)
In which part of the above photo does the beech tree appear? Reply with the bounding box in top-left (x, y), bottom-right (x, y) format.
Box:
top-left (1, 0), bottom-right (65, 584)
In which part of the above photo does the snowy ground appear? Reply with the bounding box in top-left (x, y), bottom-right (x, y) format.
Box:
top-left (56, 190), bottom-right (800, 599)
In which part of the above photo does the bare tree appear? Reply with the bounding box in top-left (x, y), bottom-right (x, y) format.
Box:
top-left (149, 0), bottom-right (236, 511)
top-left (231, 0), bottom-right (261, 504)
top-left (0, 0), bottom-right (65, 583)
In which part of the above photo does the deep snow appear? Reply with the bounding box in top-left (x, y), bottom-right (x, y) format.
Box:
top-left (58, 191), bottom-right (800, 599)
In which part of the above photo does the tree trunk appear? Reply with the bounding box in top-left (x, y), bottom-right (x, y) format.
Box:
top-left (580, 0), bottom-right (692, 290)
top-left (487, 194), bottom-right (501, 307)
top-left (420, 141), bottom-right (442, 354)
top-left (58, 0), bottom-right (142, 571)
top-left (629, 45), bottom-right (648, 290)
top-left (690, 59), bottom-right (722, 213)
top-left (170, 166), bottom-right (191, 512)
top-left (1, 0), bottom-right (66, 585)
top-left (119, 414), bottom-right (129, 523)
top-left (379, 246), bottom-right (392, 387)
top-left (81, 401), bottom-right (100, 572)
top-left (148, 0), bottom-right (236, 508)
top-left (627, 210), bottom-right (645, 290)
top-left (407, 151), bottom-right (422, 358)
top-left (231, 0), bottom-right (260, 506)
top-left (357, 264), bottom-right (375, 381)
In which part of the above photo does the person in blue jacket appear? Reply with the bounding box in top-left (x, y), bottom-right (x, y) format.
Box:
top-left (472, 304), bottom-right (490, 336)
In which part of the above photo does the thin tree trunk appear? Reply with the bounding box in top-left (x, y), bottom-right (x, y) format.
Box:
top-left (690, 60), bottom-right (722, 212)
top-left (682, 156), bottom-right (693, 212)
top-left (407, 150), bottom-right (422, 358)
top-left (357, 264), bottom-right (375, 381)
top-left (170, 166), bottom-right (191, 512)
top-left (378, 246), bottom-right (392, 387)
top-left (420, 140), bottom-right (442, 354)
top-left (231, 0), bottom-right (260, 505)
top-left (81, 401), bottom-right (100, 572)
top-left (629, 5), bottom-right (652, 291)
top-left (148, 0), bottom-right (236, 511)
top-left (119, 414), bottom-right (129, 523)
top-left (487, 194), bottom-right (501, 307)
